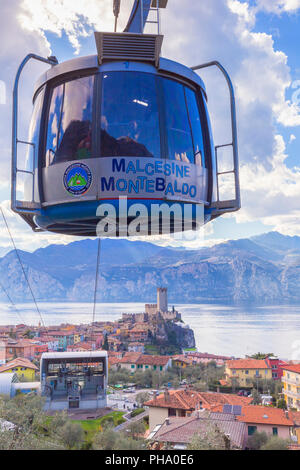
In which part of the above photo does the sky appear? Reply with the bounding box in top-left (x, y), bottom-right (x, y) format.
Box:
top-left (0, 0), bottom-right (300, 255)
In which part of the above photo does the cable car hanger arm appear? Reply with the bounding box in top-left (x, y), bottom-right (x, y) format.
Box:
top-left (124, 0), bottom-right (168, 34)
top-left (11, 54), bottom-right (58, 219)
top-left (192, 61), bottom-right (241, 213)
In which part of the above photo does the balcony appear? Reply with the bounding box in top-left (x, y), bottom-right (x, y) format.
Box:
top-left (282, 376), bottom-right (300, 387)
top-left (283, 388), bottom-right (300, 399)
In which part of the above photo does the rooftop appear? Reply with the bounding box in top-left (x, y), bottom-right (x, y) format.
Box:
top-left (150, 412), bottom-right (247, 449)
top-left (0, 357), bottom-right (38, 373)
top-left (237, 406), bottom-right (293, 426)
top-left (145, 389), bottom-right (252, 411)
top-left (41, 351), bottom-right (107, 360)
top-left (226, 359), bottom-right (270, 370)
top-left (281, 364), bottom-right (300, 374)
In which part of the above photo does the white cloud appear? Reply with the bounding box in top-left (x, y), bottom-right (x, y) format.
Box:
top-left (236, 135), bottom-right (300, 235)
top-left (0, 200), bottom-right (79, 254)
top-left (255, 0), bottom-right (300, 14)
top-left (161, 0), bottom-right (300, 234)
top-left (0, 0), bottom-right (51, 187)
top-left (289, 133), bottom-right (296, 143)
top-left (19, 0), bottom-right (134, 54)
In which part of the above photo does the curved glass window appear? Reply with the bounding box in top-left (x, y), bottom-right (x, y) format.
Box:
top-left (163, 78), bottom-right (194, 164)
top-left (162, 78), bottom-right (205, 166)
top-left (184, 87), bottom-right (205, 167)
top-left (45, 75), bottom-right (94, 166)
top-left (100, 72), bottom-right (160, 158)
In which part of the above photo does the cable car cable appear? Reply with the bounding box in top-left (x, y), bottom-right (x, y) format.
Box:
top-left (0, 207), bottom-right (48, 332)
top-left (0, 280), bottom-right (26, 325)
top-left (91, 237), bottom-right (101, 343)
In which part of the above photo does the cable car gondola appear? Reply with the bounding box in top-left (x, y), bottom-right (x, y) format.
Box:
top-left (11, 0), bottom-right (240, 237)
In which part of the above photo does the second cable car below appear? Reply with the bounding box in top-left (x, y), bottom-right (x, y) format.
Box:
top-left (11, 0), bottom-right (240, 237)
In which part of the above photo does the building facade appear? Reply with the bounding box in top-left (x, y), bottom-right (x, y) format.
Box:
top-left (225, 359), bottom-right (272, 387)
top-left (0, 357), bottom-right (38, 381)
top-left (282, 364), bottom-right (300, 411)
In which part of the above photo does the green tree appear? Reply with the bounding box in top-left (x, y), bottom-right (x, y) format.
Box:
top-left (250, 353), bottom-right (275, 360)
top-left (103, 333), bottom-right (109, 351)
top-left (126, 421), bottom-right (146, 440)
top-left (58, 421), bottom-right (84, 450)
top-left (115, 435), bottom-right (146, 450)
top-left (108, 368), bottom-right (130, 386)
top-left (93, 428), bottom-right (117, 450)
top-left (277, 398), bottom-right (287, 409)
top-left (23, 329), bottom-right (35, 339)
top-left (247, 431), bottom-right (268, 450)
top-left (93, 428), bottom-right (146, 450)
top-left (231, 377), bottom-right (239, 393)
top-left (0, 394), bottom-right (65, 450)
top-left (251, 388), bottom-right (262, 405)
top-left (135, 392), bottom-right (150, 407)
top-left (261, 436), bottom-right (289, 450)
top-left (187, 424), bottom-right (227, 450)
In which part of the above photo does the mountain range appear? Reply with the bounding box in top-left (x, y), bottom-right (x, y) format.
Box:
top-left (1, 231), bottom-right (300, 304)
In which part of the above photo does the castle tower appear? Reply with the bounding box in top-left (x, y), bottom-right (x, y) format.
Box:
top-left (157, 287), bottom-right (168, 313)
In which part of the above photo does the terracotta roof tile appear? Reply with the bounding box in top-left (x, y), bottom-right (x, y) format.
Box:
top-left (151, 413), bottom-right (247, 449)
top-left (145, 389), bottom-right (252, 410)
top-left (0, 357), bottom-right (38, 372)
top-left (237, 406), bottom-right (293, 426)
top-left (281, 364), bottom-right (300, 374)
top-left (136, 355), bottom-right (170, 366)
top-left (290, 411), bottom-right (300, 426)
top-left (118, 352), bottom-right (142, 364)
top-left (226, 359), bottom-right (270, 369)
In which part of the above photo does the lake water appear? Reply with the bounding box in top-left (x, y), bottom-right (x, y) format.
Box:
top-left (1, 302), bottom-right (300, 359)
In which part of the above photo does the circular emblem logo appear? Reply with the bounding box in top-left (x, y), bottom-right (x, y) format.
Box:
top-left (63, 163), bottom-right (92, 196)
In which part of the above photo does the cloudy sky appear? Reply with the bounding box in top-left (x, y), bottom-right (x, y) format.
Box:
top-left (0, 0), bottom-right (300, 254)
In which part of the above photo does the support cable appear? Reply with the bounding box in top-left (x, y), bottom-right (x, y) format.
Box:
top-left (91, 238), bottom-right (101, 347)
top-left (0, 280), bottom-right (26, 324)
top-left (0, 207), bottom-right (48, 333)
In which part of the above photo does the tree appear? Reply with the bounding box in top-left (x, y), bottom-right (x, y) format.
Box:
top-left (126, 421), bottom-right (146, 440)
top-left (115, 435), bottom-right (146, 450)
top-left (58, 421), bottom-right (84, 450)
top-left (23, 329), bottom-right (35, 339)
top-left (187, 424), bottom-right (227, 450)
top-left (0, 394), bottom-right (65, 450)
top-left (231, 377), bottom-right (239, 393)
top-left (277, 398), bottom-right (287, 409)
top-left (247, 431), bottom-right (268, 450)
top-left (9, 329), bottom-right (16, 339)
top-left (135, 392), bottom-right (150, 407)
top-left (93, 428), bottom-right (117, 450)
top-left (103, 333), bottom-right (109, 351)
top-left (108, 368), bottom-right (130, 386)
top-left (251, 388), bottom-right (262, 405)
top-left (250, 353), bottom-right (275, 360)
top-left (261, 436), bottom-right (289, 450)
top-left (93, 428), bottom-right (146, 450)
top-left (193, 381), bottom-right (207, 392)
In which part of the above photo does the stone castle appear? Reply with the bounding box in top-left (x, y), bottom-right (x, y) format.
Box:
top-left (122, 287), bottom-right (181, 323)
